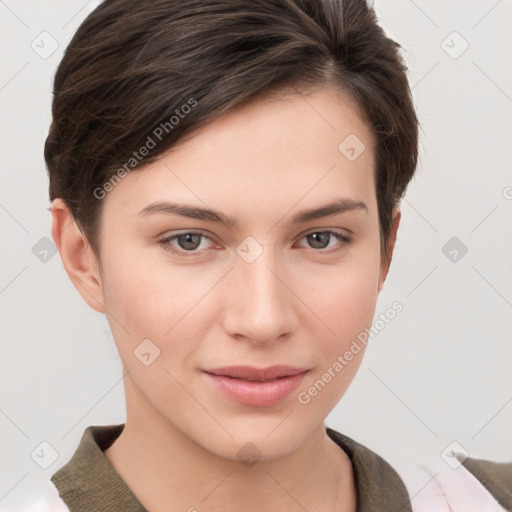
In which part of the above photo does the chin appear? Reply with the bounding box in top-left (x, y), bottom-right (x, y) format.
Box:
top-left (199, 419), bottom-right (314, 464)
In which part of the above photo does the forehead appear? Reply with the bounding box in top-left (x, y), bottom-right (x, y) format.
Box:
top-left (174, 83), bottom-right (374, 166)
top-left (102, 84), bottom-right (376, 223)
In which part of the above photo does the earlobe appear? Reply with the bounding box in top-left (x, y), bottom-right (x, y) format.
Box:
top-left (50, 198), bottom-right (106, 314)
top-left (378, 204), bottom-right (401, 293)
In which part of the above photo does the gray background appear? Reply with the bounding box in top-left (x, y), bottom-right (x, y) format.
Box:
top-left (1, 0), bottom-right (511, 509)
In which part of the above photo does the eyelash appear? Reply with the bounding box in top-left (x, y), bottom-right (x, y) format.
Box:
top-left (157, 229), bottom-right (353, 258)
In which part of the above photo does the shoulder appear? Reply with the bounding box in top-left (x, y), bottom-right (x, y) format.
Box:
top-left (462, 455), bottom-right (512, 509)
top-left (326, 427), bottom-right (511, 512)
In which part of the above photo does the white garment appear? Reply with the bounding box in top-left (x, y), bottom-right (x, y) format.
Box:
top-left (5, 457), bottom-right (506, 512)
top-left (394, 453), bottom-right (507, 512)
top-left (1, 480), bottom-right (69, 512)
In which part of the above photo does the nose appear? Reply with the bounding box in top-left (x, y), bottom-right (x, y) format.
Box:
top-left (221, 243), bottom-right (297, 346)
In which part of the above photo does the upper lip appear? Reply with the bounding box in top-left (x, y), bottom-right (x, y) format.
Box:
top-left (202, 365), bottom-right (309, 381)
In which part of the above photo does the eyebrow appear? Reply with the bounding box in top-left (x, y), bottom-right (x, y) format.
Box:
top-left (137, 198), bottom-right (368, 228)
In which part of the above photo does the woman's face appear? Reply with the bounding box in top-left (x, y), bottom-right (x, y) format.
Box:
top-left (92, 85), bottom-right (398, 461)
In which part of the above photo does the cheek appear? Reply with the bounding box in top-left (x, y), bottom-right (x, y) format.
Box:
top-left (325, 268), bottom-right (379, 338)
top-left (100, 247), bottom-right (201, 337)
top-left (303, 246), bottom-right (380, 381)
top-left (310, 247), bottom-right (380, 335)
top-left (294, 267), bottom-right (379, 412)
top-left (99, 247), bottom-right (221, 383)
top-left (100, 256), bottom-right (203, 393)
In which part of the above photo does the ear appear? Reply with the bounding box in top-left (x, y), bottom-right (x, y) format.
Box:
top-left (50, 198), bottom-right (106, 313)
top-left (378, 204), bottom-right (401, 293)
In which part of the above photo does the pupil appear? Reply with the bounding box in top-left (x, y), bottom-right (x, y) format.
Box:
top-left (309, 232), bottom-right (329, 249)
top-left (180, 233), bottom-right (200, 250)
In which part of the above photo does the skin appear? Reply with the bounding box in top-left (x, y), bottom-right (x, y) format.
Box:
top-left (51, 84), bottom-right (400, 512)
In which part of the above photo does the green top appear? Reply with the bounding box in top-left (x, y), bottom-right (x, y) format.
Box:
top-left (51, 423), bottom-right (512, 512)
top-left (461, 456), bottom-right (512, 510)
top-left (51, 423), bottom-right (413, 511)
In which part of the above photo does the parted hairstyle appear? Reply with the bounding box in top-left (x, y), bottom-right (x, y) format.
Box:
top-left (44, 0), bottom-right (419, 264)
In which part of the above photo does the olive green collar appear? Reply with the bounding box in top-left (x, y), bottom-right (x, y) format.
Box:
top-left (52, 423), bottom-right (413, 512)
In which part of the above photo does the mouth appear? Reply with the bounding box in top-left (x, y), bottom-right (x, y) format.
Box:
top-left (201, 365), bottom-right (310, 407)
top-left (202, 365), bottom-right (309, 382)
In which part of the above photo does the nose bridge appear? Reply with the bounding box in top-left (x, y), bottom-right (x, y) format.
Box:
top-left (237, 237), bottom-right (286, 310)
top-left (224, 236), bottom-right (294, 342)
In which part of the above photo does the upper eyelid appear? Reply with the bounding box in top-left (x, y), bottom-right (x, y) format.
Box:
top-left (158, 230), bottom-right (215, 243)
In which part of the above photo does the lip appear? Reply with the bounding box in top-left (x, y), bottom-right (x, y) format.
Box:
top-left (203, 365), bottom-right (309, 381)
top-left (202, 365), bottom-right (309, 407)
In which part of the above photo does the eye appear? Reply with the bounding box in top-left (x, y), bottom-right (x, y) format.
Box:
top-left (157, 229), bottom-right (353, 258)
top-left (157, 231), bottom-right (217, 257)
top-left (297, 229), bottom-right (353, 253)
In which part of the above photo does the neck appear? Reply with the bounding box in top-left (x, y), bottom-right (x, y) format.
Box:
top-left (104, 376), bottom-right (356, 512)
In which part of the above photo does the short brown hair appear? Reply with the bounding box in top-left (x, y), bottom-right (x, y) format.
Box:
top-left (45, 0), bottom-right (419, 263)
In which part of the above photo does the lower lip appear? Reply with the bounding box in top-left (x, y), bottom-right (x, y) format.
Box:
top-left (203, 371), bottom-right (308, 407)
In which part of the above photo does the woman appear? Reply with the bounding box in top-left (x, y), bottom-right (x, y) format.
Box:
top-left (26, 0), bottom-right (511, 510)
